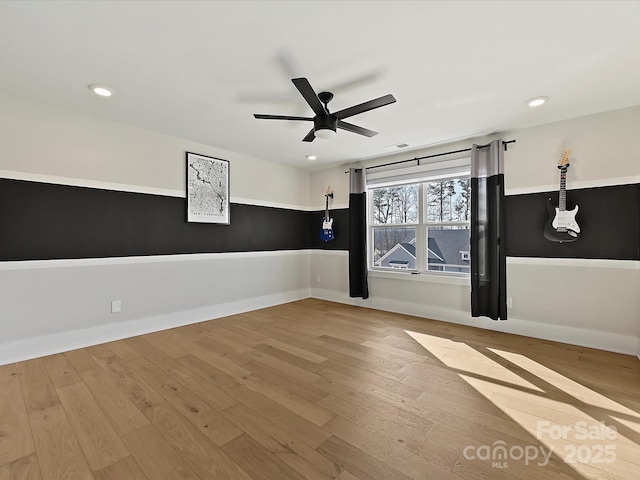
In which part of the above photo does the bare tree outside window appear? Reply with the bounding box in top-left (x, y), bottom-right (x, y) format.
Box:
top-left (372, 185), bottom-right (418, 224)
top-left (370, 175), bottom-right (471, 274)
top-left (426, 177), bottom-right (470, 222)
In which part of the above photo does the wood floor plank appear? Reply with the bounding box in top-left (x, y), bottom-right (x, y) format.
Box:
top-left (336, 470), bottom-right (363, 480)
top-left (142, 331), bottom-right (190, 359)
top-left (121, 425), bottom-right (200, 480)
top-left (175, 354), bottom-right (242, 392)
top-left (42, 354), bottom-right (81, 389)
top-left (257, 337), bottom-right (328, 364)
top-left (16, 359), bottom-right (59, 415)
top-left (228, 385), bottom-right (332, 449)
top-left (56, 382), bottom-right (129, 471)
top-left (247, 347), bottom-right (325, 386)
top-left (100, 340), bottom-right (141, 362)
top-left (0, 365), bottom-right (34, 466)
top-left (124, 336), bottom-right (237, 411)
top-left (318, 436), bottom-right (413, 480)
top-left (318, 390), bottom-right (434, 438)
top-left (93, 356), bottom-right (164, 418)
top-left (221, 402), bottom-right (341, 480)
top-left (221, 434), bottom-right (306, 480)
top-left (317, 394), bottom-right (459, 470)
top-left (79, 367), bottom-right (150, 437)
top-left (242, 359), bottom-right (329, 403)
top-left (28, 405), bottom-right (94, 480)
top-left (320, 367), bottom-right (428, 415)
top-left (64, 349), bottom-right (98, 374)
top-left (125, 357), bottom-right (242, 446)
top-left (240, 373), bottom-right (335, 426)
top-left (0, 453), bottom-right (42, 480)
top-left (92, 456), bottom-right (148, 480)
top-left (189, 344), bottom-right (253, 379)
top-left (148, 403), bottom-right (252, 480)
top-left (324, 415), bottom-right (461, 480)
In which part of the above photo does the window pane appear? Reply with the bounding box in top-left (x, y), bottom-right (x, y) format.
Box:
top-left (426, 226), bottom-right (470, 273)
top-left (425, 177), bottom-right (471, 222)
top-left (373, 227), bottom-right (417, 269)
top-left (372, 185), bottom-right (418, 224)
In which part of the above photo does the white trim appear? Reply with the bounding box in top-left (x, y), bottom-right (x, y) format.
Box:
top-left (310, 288), bottom-right (637, 356)
top-left (0, 169), bottom-right (185, 197)
top-left (368, 269), bottom-right (470, 286)
top-left (310, 202), bottom-right (350, 211)
top-left (505, 176), bottom-right (640, 196)
top-left (507, 256), bottom-right (639, 269)
top-left (233, 197), bottom-right (317, 211)
top-left (308, 249), bottom-right (348, 257)
top-left (0, 249), bottom-right (313, 271)
top-left (0, 288), bottom-right (310, 366)
top-left (0, 169), bottom-right (312, 211)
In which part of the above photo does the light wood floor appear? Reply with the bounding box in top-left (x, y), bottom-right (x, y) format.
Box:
top-left (1, 299), bottom-right (639, 480)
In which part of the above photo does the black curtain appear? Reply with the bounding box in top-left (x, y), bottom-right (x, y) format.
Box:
top-left (349, 168), bottom-right (369, 299)
top-left (470, 140), bottom-right (507, 320)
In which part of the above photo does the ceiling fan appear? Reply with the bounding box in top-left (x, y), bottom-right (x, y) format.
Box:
top-left (254, 77), bottom-right (396, 142)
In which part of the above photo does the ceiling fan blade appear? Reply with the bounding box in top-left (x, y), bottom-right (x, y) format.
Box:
top-left (254, 114), bottom-right (313, 121)
top-left (334, 94), bottom-right (396, 120)
top-left (328, 70), bottom-right (382, 94)
top-left (302, 128), bottom-right (316, 142)
top-left (292, 78), bottom-right (326, 117)
top-left (337, 120), bottom-right (378, 137)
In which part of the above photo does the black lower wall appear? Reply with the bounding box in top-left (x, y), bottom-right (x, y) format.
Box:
top-left (0, 179), bottom-right (317, 260)
top-left (1, 178), bottom-right (638, 262)
top-left (505, 183), bottom-right (640, 260)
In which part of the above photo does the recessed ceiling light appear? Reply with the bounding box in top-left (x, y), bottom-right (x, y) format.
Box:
top-left (527, 96), bottom-right (548, 108)
top-left (306, 155), bottom-right (317, 161)
top-left (89, 84), bottom-right (115, 97)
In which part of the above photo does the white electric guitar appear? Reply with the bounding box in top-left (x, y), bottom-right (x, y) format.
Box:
top-left (543, 150), bottom-right (581, 243)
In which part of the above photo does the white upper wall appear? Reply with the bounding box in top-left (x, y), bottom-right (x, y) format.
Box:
top-left (501, 105), bottom-right (640, 193)
top-left (0, 91), bottom-right (310, 208)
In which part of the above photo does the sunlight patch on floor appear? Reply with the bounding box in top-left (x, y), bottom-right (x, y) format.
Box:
top-left (404, 330), bottom-right (640, 480)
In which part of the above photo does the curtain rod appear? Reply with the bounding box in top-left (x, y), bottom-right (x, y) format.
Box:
top-left (345, 139), bottom-right (515, 173)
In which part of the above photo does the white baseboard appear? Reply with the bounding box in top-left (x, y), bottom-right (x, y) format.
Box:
top-left (0, 288), bottom-right (310, 366)
top-left (3, 286), bottom-right (636, 365)
top-left (311, 288), bottom-right (639, 357)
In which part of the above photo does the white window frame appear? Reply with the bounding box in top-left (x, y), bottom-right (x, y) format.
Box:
top-left (366, 159), bottom-right (471, 278)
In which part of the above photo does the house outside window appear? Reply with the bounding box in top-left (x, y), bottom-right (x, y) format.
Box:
top-left (369, 171), bottom-right (470, 276)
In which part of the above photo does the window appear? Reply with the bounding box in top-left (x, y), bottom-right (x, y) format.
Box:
top-left (369, 174), bottom-right (470, 275)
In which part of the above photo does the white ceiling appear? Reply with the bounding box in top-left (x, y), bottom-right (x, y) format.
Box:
top-left (1, 1), bottom-right (640, 170)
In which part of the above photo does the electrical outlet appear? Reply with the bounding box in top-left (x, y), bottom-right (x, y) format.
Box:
top-left (507, 297), bottom-right (513, 309)
top-left (316, 275), bottom-right (321, 283)
top-left (111, 300), bottom-right (122, 313)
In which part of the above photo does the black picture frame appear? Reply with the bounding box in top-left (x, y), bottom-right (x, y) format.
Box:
top-left (186, 152), bottom-right (230, 224)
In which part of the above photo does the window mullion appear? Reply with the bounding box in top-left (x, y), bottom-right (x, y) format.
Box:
top-left (416, 184), bottom-right (427, 272)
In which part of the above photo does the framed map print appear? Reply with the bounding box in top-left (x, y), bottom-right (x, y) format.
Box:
top-left (186, 152), bottom-right (230, 224)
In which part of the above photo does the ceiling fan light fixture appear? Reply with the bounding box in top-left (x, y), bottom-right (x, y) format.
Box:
top-left (314, 128), bottom-right (337, 140)
top-left (313, 114), bottom-right (337, 140)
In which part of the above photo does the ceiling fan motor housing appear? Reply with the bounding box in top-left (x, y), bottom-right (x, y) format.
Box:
top-left (314, 114), bottom-right (337, 135)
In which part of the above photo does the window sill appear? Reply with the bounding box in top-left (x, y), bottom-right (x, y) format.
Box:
top-left (368, 269), bottom-right (470, 286)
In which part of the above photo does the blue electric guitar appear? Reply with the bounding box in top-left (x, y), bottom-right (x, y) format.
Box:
top-left (543, 150), bottom-right (581, 243)
top-left (320, 187), bottom-right (334, 242)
